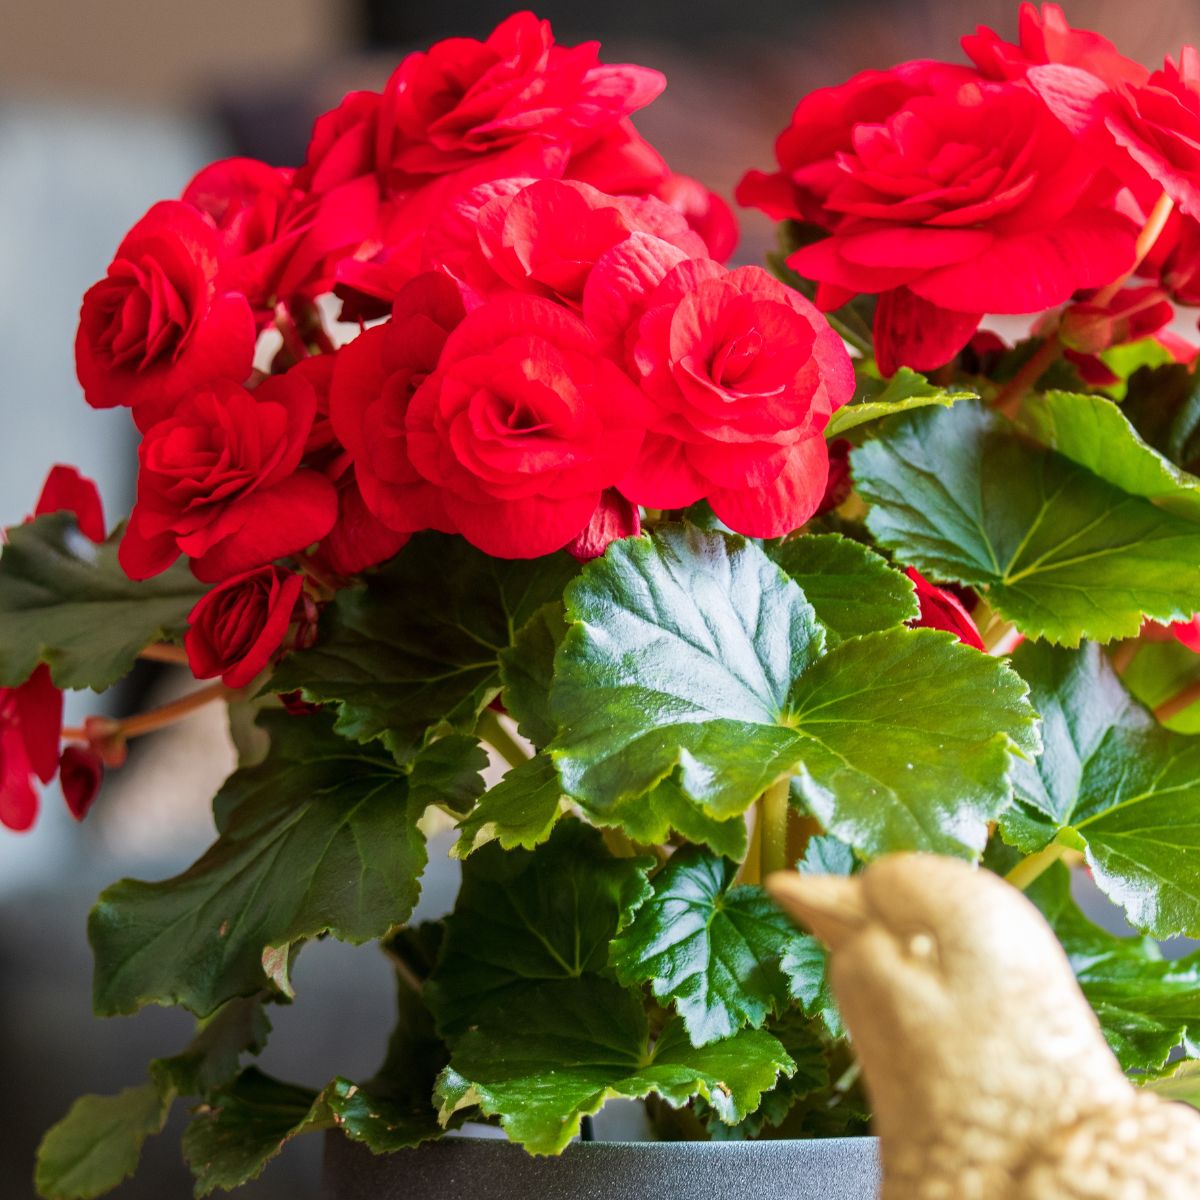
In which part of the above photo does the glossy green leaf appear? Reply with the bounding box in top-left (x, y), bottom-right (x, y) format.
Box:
top-left (1030, 865), bottom-right (1200, 1073)
top-left (551, 526), bottom-right (1036, 859)
top-left (1004, 642), bottom-right (1200, 938)
top-left (0, 514), bottom-right (204, 689)
top-left (427, 820), bottom-right (652, 1037)
top-left (90, 713), bottom-right (431, 1017)
top-left (611, 848), bottom-right (825, 1046)
top-left (853, 402), bottom-right (1200, 645)
top-left (270, 534), bottom-right (577, 762)
top-left (408, 734), bottom-right (489, 815)
top-left (35, 1084), bottom-right (171, 1200)
top-left (435, 978), bottom-right (794, 1154)
top-left (1017, 390), bottom-right (1200, 521)
top-left (599, 780), bottom-right (749, 861)
top-left (551, 525), bottom-right (825, 821)
top-left (451, 753), bottom-right (564, 858)
top-left (768, 533), bottom-right (917, 644)
top-left (1121, 361), bottom-right (1200, 470)
top-left (1146, 1060), bottom-right (1200, 1108)
top-left (498, 602), bottom-right (567, 747)
top-left (826, 368), bottom-right (975, 438)
top-left (797, 834), bottom-right (859, 877)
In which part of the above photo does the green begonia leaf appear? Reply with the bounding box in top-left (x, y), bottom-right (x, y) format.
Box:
top-left (1017, 390), bottom-right (1200, 520)
top-left (35, 1085), bottom-right (171, 1200)
top-left (427, 820), bottom-right (652, 1037)
top-left (0, 514), bottom-right (204, 690)
top-left (435, 978), bottom-right (795, 1154)
top-left (610, 848), bottom-right (826, 1046)
top-left (1030, 865), bottom-right (1200, 1074)
top-left (826, 368), bottom-right (975, 438)
top-left (90, 712), bottom-right (436, 1016)
top-left (768, 533), bottom-right (918, 644)
top-left (551, 526), bottom-right (1037, 859)
top-left (270, 534), bottom-right (576, 762)
top-left (452, 753), bottom-right (564, 858)
top-left (1005, 642), bottom-right (1200, 939)
top-left (498, 602), bottom-right (567, 748)
top-left (35, 996), bottom-right (270, 1199)
top-left (853, 402), bottom-right (1200, 645)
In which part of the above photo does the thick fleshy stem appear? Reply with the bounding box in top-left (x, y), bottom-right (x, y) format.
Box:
top-left (61, 681), bottom-right (236, 743)
top-left (476, 708), bottom-right (530, 768)
top-left (1004, 840), bottom-right (1070, 891)
top-left (760, 776), bottom-right (793, 878)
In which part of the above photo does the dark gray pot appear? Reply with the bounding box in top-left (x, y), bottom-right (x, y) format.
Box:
top-left (323, 1134), bottom-right (882, 1199)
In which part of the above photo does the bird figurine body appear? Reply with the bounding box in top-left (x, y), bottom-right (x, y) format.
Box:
top-left (767, 855), bottom-right (1200, 1200)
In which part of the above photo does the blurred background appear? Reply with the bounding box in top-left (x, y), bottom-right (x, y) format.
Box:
top-left (3, 1), bottom-right (1199, 1196)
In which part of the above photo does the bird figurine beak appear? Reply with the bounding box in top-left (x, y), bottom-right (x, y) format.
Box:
top-left (767, 870), bottom-right (869, 949)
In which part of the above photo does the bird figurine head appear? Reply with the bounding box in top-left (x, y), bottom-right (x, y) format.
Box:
top-left (765, 854), bottom-right (1197, 1198)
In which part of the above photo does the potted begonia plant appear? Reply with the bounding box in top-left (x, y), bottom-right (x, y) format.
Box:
top-left (11, 6), bottom-right (1200, 1198)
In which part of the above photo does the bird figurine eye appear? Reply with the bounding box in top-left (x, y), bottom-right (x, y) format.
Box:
top-left (905, 930), bottom-right (939, 963)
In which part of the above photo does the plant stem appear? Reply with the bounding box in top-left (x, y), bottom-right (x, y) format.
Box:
top-left (1004, 840), bottom-right (1069, 891)
top-left (993, 336), bottom-right (1063, 418)
top-left (760, 776), bottom-right (793, 878)
top-left (1093, 191), bottom-right (1175, 308)
top-left (61, 681), bottom-right (235, 743)
top-left (476, 708), bottom-right (530, 768)
top-left (1155, 678), bottom-right (1200, 723)
top-left (137, 643), bottom-right (190, 666)
top-left (739, 806), bottom-right (764, 887)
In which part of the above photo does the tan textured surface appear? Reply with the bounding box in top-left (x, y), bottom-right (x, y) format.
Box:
top-left (770, 856), bottom-right (1200, 1200)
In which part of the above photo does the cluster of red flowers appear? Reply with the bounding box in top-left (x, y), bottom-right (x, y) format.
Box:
top-left (738, 2), bottom-right (1200, 376)
top-left (68, 10), bottom-right (854, 695)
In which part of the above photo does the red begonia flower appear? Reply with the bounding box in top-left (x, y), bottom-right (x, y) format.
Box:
top-left (781, 78), bottom-right (1138, 372)
top-left (185, 565), bottom-right (307, 688)
top-left (330, 272), bottom-right (468, 536)
top-left (964, 3), bottom-right (1148, 88)
top-left (75, 200), bottom-right (256, 432)
top-left (1108, 49), bottom-right (1200, 220)
top-left (34, 464), bottom-right (106, 543)
top-left (0, 666), bottom-right (62, 832)
top-left (567, 489), bottom-right (641, 562)
top-left (427, 177), bottom-right (705, 306)
top-left (406, 294), bottom-right (650, 557)
top-left (59, 744), bottom-right (104, 822)
top-left (182, 157), bottom-right (379, 319)
top-left (120, 373), bottom-right (337, 583)
top-left (587, 251), bottom-right (853, 536)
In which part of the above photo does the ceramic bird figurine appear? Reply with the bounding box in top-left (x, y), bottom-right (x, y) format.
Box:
top-left (768, 855), bottom-right (1200, 1200)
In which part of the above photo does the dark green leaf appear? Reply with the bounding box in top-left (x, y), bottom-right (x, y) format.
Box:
top-left (452, 753), bottom-right (563, 859)
top-left (35, 1085), bottom-right (171, 1200)
top-left (435, 978), bottom-right (794, 1154)
top-left (701, 1011), bottom-right (831, 1139)
top-left (610, 848), bottom-right (825, 1046)
top-left (853, 402), bottom-right (1200, 645)
top-left (270, 534), bottom-right (577, 762)
top-left (499, 603), bottom-right (567, 747)
top-left (787, 627), bottom-right (1037, 859)
top-left (0, 514), bottom-right (205, 689)
top-left (826, 368), bottom-right (974, 438)
top-left (600, 780), bottom-right (749, 861)
top-left (1030, 865), bottom-right (1200, 1073)
top-left (427, 820), bottom-right (652, 1037)
top-left (1017, 390), bottom-right (1200, 520)
top-left (551, 526), bottom-right (1037, 859)
top-left (1005, 642), bottom-right (1200, 938)
top-left (90, 712), bottom-right (428, 1016)
top-left (768, 533), bottom-right (918, 643)
top-left (408, 734), bottom-right (488, 815)
top-left (151, 995), bottom-right (271, 1099)
top-left (550, 526), bottom-right (826, 821)
top-left (1122, 362), bottom-right (1200, 470)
